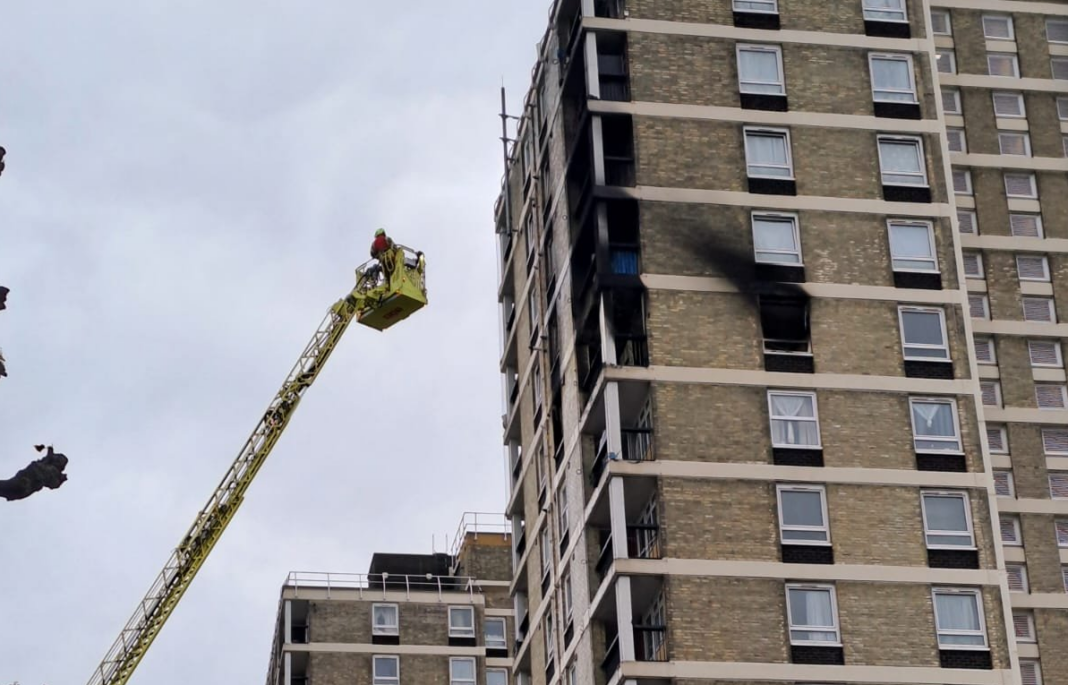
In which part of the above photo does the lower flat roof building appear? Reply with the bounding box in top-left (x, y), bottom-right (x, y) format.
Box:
top-left (265, 514), bottom-right (514, 685)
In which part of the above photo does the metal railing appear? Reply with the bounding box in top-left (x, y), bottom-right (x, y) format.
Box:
top-left (601, 634), bottom-right (621, 678)
top-left (627, 524), bottom-right (663, 560)
top-left (448, 512), bottom-right (512, 560)
top-left (591, 427), bottom-right (655, 485)
top-left (595, 0), bottom-right (626, 18)
top-left (284, 571), bottom-right (479, 599)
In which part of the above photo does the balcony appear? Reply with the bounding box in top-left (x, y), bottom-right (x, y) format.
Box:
top-left (596, 524), bottom-right (662, 579)
top-left (594, 0), bottom-right (625, 19)
top-left (595, 579), bottom-right (669, 680)
top-left (591, 427), bottom-right (655, 487)
top-left (634, 625), bottom-right (668, 662)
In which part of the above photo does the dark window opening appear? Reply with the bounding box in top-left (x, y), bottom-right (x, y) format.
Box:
top-left (760, 295), bottom-right (810, 354)
top-left (597, 33), bottom-right (630, 102)
top-left (595, 0), bottom-right (625, 18)
top-left (602, 116), bottom-right (636, 187)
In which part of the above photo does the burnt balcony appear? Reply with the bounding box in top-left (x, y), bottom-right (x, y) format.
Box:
top-left (596, 33), bottom-right (630, 102)
top-left (596, 524), bottom-right (662, 580)
top-left (634, 625), bottom-right (668, 662)
top-left (595, 0), bottom-right (625, 18)
top-left (591, 427), bottom-right (655, 487)
top-left (601, 632), bottom-right (621, 679)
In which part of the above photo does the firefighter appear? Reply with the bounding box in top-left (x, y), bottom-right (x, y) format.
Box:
top-left (369, 229), bottom-right (396, 285)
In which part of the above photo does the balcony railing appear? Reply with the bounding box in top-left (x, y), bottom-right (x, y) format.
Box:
top-left (591, 427), bottom-right (655, 486)
top-left (604, 156), bottom-right (636, 187)
top-left (596, 531), bottom-right (614, 577)
top-left (283, 571), bottom-right (477, 599)
top-left (634, 625), bottom-right (668, 662)
top-left (600, 79), bottom-right (631, 102)
top-left (601, 634), bottom-right (621, 678)
top-left (616, 335), bottom-right (648, 367)
top-left (595, 0), bottom-right (625, 18)
top-left (626, 524), bottom-right (663, 560)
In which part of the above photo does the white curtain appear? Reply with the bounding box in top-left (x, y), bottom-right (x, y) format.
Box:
top-left (749, 135), bottom-right (787, 165)
top-left (771, 395), bottom-right (818, 445)
top-left (373, 605), bottom-right (395, 628)
top-left (790, 589), bottom-right (835, 641)
top-left (872, 59), bottom-right (911, 99)
top-left (754, 219), bottom-right (797, 252)
top-left (739, 50), bottom-right (780, 92)
top-left (935, 593), bottom-right (983, 645)
top-left (912, 402), bottom-right (953, 437)
top-left (881, 141), bottom-right (922, 173)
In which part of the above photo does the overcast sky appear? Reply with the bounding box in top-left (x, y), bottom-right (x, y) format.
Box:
top-left (0, 2), bottom-right (546, 682)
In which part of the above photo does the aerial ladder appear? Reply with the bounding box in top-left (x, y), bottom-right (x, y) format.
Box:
top-left (86, 241), bottom-right (428, 685)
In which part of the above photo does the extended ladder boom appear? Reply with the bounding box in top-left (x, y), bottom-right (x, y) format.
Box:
top-left (88, 247), bottom-right (427, 685)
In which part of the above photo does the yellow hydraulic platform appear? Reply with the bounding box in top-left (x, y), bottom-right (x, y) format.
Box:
top-left (87, 243), bottom-right (427, 685)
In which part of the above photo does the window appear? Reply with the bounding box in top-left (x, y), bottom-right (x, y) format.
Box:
top-left (556, 486), bottom-right (569, 545)
top-left (899, 307), bottom-right (950, 360)
top-left (869, 54), bottom-right (917, 103)
top-left (1065, 567), bottom-right (1068, 592)
top-left (968, 294), bottom-right (989, 319)
top-left (761, 296), bottom-right (809, 354)
top-left (1059, 97), bottom-right (1068, 121)
top-left (1043, 428), bottom-right (1068, 455)
top-left (999, 132), bottom-right (1031, 157)
top-left (931, 10), bottom-right (951, 36)
top-left (932, 589), bottom-right (987, 648)
top-left (974, 338), bottom-right (996, 364)
top-left (373, 604), bottom-right (399, 636)
top-left (1014, 611), bottom-right (1036, 642)
top-left (566, 664), bottom-right (577, 685)
top-left (962, 252), bottom-right (983, 278)
top-left (1017, 255), bottom-right (1050, 282)
top-left (1051, 472), bottom-right (1068, 498)
top-left (1023, 297), bottom-right (1056, 323)
top-left (744, 128), bottom-right (793, 178)
top-left (1053, 58), bottom-right (1068, 80)
top-left (1057, 519), bottom-right (1068, 547)
top-left (863, 0), bottom-right (906, 22)
top-left (562, 569), bottom-right (574, 622)
top-left (1001, 515), bottom-right (1022, 545)
top-left (448, 606), bottom-right (476, 638)
top-left (737, 45), bottom-right (785, 95)
top-left (911, 399), bottom-right (962, 452)
top-left (983, 15), bottom-right (1014, 40)
top-left (1021, 661), bottom-right (1043, 685)
top-left (532, 360), bottom-right (544, 411)
top-left (785, 585), bottom-right (841, 645)
top-left (980, 380), bottom-right (1002, 407)
top-left (953, 168), bottom-right (972, 195)
top-left (543, 612), bottom-right (555, 666)
top-left (992, 92), bottom-right (1026, 118)
top-left (373, 656), bottom-right (400, 685)
top-left (988, 54), bottom-right (1020, 78)
top-left (921, 492), bottom-right (975, 548)
top-left (1010, 214), bottom-right (1043, 238)
top-left (1007, 564), bottom-right (1029, 592)
top-left (1048, 19), bottom-right (1068, 43)
top-left (752, 213), bottom-right (802, 265)
top-left (734, 0), bottom-right (778, 12)
top-left (942, 88), bottom-right (962, 114)
top-left (993, 470), bottom-right (1015, 497)
top-left (1030, 340), bottom-right (1062, 367)
top-left (487, 669), bottom-right (509, 685)
top-left (936, 49), bottom-right (957, 74)
top-left (485, 617), bottom-right (507, 649)
top-left (1006, 173), bottom-right (1038, 198)
top-left (957, 210), bottom-right (977, 235)
top-left (888, 221), bottom-right (937, 272)
top-left (877, 135), bottom-right (927, 186)
top-left (1063, 136), bottom-right (1068, 158)
top-left (768, 391), bottom-right (821, 448)
top-left (986, 425), bottom-right (1007, 453)
top-left (450, 657), bottom-right (477, 685)
top-left (776, 484), bottom-right (830, 545)
top-left (539, 526), bottom-right (552, 577)
top-left (946, 129), bottom-right (967, 153)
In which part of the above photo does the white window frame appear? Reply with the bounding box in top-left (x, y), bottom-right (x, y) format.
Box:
top-left (957, 210), bottom-right (977, 235)
top-left (733, 0), bottom-right (778, 13)
top-left (986, 424), bottom-right (1007, 453)
top-left (487, 669), bottom-right (509, 685)
top-left (898, 306), bottom-right (950, 361)
top-left (998, 132), bottom-right (1031, 157)
top-left (543, 612), bottom-right (555, 667)
top-left (767, 390), bottom-right (821, 449)
top-left (988, 53), bottom-right (1020, 78)
top-left (737, 44), bottom-right (786, 96)
top-left (562, 568), bottom-right (574, 623)
top-left (974, 337), bottom-right (996, 365)
top-left (776, 484), bottom-right (831, 546)
top-left (1051, 471), bottom-right (1068, 499)
top-left (983, 15), bottom-right (1015, 40)
top-left (485, 617), bottom-right (507, 650)
top-left (1010, 214), bottom-right (1043, 238)
top-left (1048, 19), bottom-right (1068, 44)
top-left (937, 49), bottom-right (957, 75)
top-left (992, 92), bottom-right (1026, 118)
top-left (981, 380), bottom-right (1002, 408)
top-left (539, 525), bottom-right (552, 578)
top-left (1021, 661), bottom-right (1044, 685)
top-left (921, 491), bottom-right (976, 549)
top-left (556, 485), bottom-right (569, 541)
top-left (877, 135), bottom-right (928, 187)
top-left (372, 603), bottom-right (399, 636)
top-left (869, 53), bottom-right (917, 104)
top-left (1053, 57), bottom-right (1068, 80)
top-left (910, 398), bottom-right (963, 453)
top-left (743, 127), bottom-right (794, 179)
top-left (953, 168), bottom-right (973, 195)
top-left (1007, 563), bottom-right (1030, 593)
top-left (1017, 255), bottom-right (1050, 282)
top-left (752, 212), bottom-right (802, 266)
top-left (1056, 519), bottom-right (1068, 547)
top-left (993, 470), bottom-right (1015, 498)
top-left (1013, 611), bottom-right (1036, 643)
top-left (785, 584), bottom-right (841, 646)
top-left (888, 220), bottom-right (938, 273)
top-left (1005, 173), bottom-right (1038, 199)
top-left (932, 588), bottom-right (989, 650)
top-left (449, 657), bottom-right (477, 685)
top-left (946, 128), bottom-right (967, 153)
top-left (1030, 340), bottom-right (1063, 368)
top-left (968, 294), bottom-right (990, 320)
top-left (1023, 297), bottom-right (1056, 323)
top-left (963, 252), bottom-right (984, 279)
top-left (1001, 515), bottom-right (1022, 545)
top-left (942, 88), bottom-right (962, 114)
top-left (1043, 428), bottom-right (1068, 455)
top-left (448, 606), bottom-right (476, 638)
top-left (1059, 97), bottom-right (1068, 121)
top-left (931, 10), bottom-right (952, 36)
top-left (373, 655), bottom-right (400, 685)
top-left (863, 0), bottom-right (906, 22)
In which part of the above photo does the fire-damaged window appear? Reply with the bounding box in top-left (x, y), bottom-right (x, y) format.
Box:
top-left (760, 296), bottom-right (813, 374)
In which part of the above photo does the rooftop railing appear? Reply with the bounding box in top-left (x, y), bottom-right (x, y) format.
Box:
top-left (284, 571), bottom-right (479, 600)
